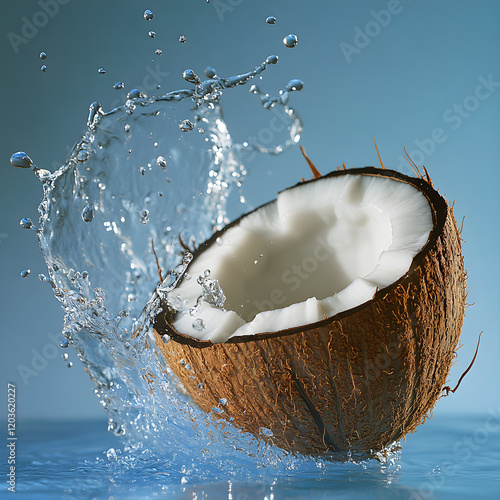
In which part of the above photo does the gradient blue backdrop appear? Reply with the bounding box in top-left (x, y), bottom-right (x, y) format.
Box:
top-left (0, 0), bottom-right (498, 428)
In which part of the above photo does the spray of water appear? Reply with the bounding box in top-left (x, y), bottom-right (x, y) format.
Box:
top-left (9, 58), bottom-right (323, 478)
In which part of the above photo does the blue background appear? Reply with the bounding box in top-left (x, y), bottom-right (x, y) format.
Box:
top-left (0, 0), bottom-right (498, 429)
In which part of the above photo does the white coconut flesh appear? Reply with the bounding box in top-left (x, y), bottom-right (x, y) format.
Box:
top-left (169, 174), bottom-right (434, 343)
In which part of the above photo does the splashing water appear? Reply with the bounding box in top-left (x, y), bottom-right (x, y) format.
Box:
top-left (23, 57), bottom-right (326, 478)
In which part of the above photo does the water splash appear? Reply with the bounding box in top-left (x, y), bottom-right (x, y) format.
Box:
top-left (27, 58), bottom-right (304, 468)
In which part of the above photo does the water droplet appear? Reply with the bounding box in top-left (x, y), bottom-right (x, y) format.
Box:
top-left (156, 156), bottom-right (167, 170)
top-left (204, 66), bottom-right (216, 78)
top-left (62, 353), bottom-right (68, 361)
top-left (139, 166), bottom-right (146, 175)
top-left (154, 48), bottom-right (162, 56)
top-left (10, 152), bottom-right (33, 168)
top-left (179, 119), bottom-right (194, 132)
top-left (60, 339), bottom-right (70, 348)
top-left (40, 64), bottom-right (47, 72)
top-left (87, 101), bottom-right (102, 129)
top-left (286, 78), bottom-right (304, 91)
top-left (179, 35), bottom-right (187, 43)
top-left (19, 217), bottom-right (33, 229)
top-left (139, 209), bottom-right (149, 225)
top-left (82, 205), bottom-right (94, 223)
top-left (106, 448), bottom-right (117, 461)
top-left (39, 51), bottom-right (47, 59)
top-left (148, 30), bottom-right (156, 38)
top-left (127, 89), bottom-right (142, 99)
top-left (66, 362), bottom-right (73, 368)
top-left (127, 293), bottom-right (137, 302)
top-left (20, 269), bottom-right (30, 278)
top-left (198, 128), bottom-right (205, 134)
top-left (197, 382), bottom-right (203, 389)
top-left (113, 81), bottom-right (125, 90)
top-left (203, 269), bottom-right (210, 278)
top-left (266, 54), bottom-right (278, 65)
top-left (283, 33), bottom-right (298, 48)
top-left (144, 9), bottom-right (154, 21)
top-left (97, 67), bottom-right (106, 74)
top-left (266, 16), bottom-right (276, 24)
top-left (124, 124), bottom-right (131, 132)
top-left (192, 318), bottom-right (205, 332)
top-left (182, 69), bottom-right (201, 85)
top-left (35, 169), bottom-right (51, 180)
top-left (219, 398), bottom-right (228, 406)
top-left (260, 427), bottom-right (274, 437)
top-left (77, 150), bottom-right (90, 162)
top-left (249, 84), bottom-right (259, 94)
top-left (253, 260), bottom-right (258, 265)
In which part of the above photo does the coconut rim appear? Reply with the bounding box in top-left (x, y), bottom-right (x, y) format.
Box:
top-left (154, 166), bottom-right (448, 348)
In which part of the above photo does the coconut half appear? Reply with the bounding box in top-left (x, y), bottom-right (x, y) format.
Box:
top-left (153, 166), bottom-right (465, 457)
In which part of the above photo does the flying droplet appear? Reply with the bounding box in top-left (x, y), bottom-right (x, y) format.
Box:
top-left (20, 269), bottom-right (30, 278)
top-left (286, 78), bottom-right (304, 91)
top-left (182, 69), bottom-right (201, 85)
top-left (113, 81), bottom-right (125, 90)
top-left (204, 66), bottom-right (217, 78)
top-left (148, 30), bottom-right (156, 38)
top-left (20, 217), bottom-right (33, 229)
top-left (127, 293), bottom-right (137, 302)
top-left (144, 9), bottom-right (154, 20)
top-left (266, 16), bottom-right (276, 24)
top-left (179, 119), bottom-right (194, 132)
top-left (40, 64), bottom-right (47, 72)
top-left (266, 54), bottom-right (278, 65)
top-left (139, 209), bottom-right (149, 225)
top-left (82, 205), bottom-right (94, 223)
top-left (219, 398), bottom-right (228, 406)
top-left (66, 362), bottom-right (73, 368)
top-left (283, 34), bottom-right (298, 48)
top-left (77, 150), bottom-right (90, 162)
top-left (124, 124), bottom-right (131, 132)
top-left (127, 89), bottom-right (142, 99)
top-left (60, 339), bottom-right (70, 348)
top-left (39, 51), bottom-right (47, 59)
top-left (249, 84), bottom-right (260, 94)
top-left (156, 156), bottom-right (167, 170)
top-left (192, 318), bottom-right (205, 332)
top-left (154, 48), bottom-right (162, 56)
top-left (139, 166), bottom-right (146, 175)
top-left (97, 67), bottom-right (106, 74)
top-left (179, 35), bottom-right (187, 43)
top-left (10, 152), bottom-right (33, 168)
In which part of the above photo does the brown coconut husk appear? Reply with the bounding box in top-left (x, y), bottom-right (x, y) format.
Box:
top-left (152, 166), bottom-right (466, 458)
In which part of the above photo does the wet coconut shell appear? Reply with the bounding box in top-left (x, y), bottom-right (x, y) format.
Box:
top-left (153, 167), bottom-right (466, 457)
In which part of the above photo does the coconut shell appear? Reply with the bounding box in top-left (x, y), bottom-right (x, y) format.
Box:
top-left (153, 167), bottom-right (466, 457)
